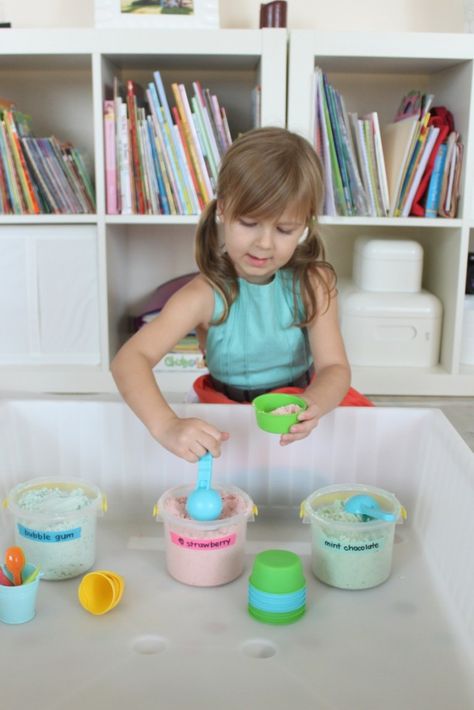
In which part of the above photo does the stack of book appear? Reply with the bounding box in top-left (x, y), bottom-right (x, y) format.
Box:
top-left (313, 67), bottom-right (372, 217)
top-left (381, 93), bottom-right (463, 218)
top-left (0, 102), bottom-right (95, 215)
top-left (104, 73), bottom-right (233, 215)
top-left (313, 72), bottom-right (463, 219)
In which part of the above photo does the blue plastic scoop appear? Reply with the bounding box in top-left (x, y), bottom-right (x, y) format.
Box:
top-left (344, 494), bottom-right (397, 522)
top-left (185, 452), bottom-right (223, 521)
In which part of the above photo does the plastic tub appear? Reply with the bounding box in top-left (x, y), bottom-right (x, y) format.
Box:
top-left (4, 477), bottom-right (106, 580)
top-left (301, 483), bottom-right (403, 590)
top-left (154, 484), bottom-right (256, 587)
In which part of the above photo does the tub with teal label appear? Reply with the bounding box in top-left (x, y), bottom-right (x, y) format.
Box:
top-left (300, 483), bottom-right (405, 590)
top-left (4, 478), bottom-right (106, 580)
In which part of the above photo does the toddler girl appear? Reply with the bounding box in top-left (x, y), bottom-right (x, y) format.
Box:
top-left (112, 127), bottom-right (367, 462)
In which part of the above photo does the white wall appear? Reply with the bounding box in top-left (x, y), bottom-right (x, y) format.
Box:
top-left (0, 0), bottom-right (466, 32)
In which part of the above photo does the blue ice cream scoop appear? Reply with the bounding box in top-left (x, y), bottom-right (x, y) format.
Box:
top-left (185, 452), bottom-right (223, 522)
top-left (344, 494), bottom-right (397, 522)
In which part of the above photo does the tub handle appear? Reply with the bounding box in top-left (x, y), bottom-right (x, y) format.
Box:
top-left (2, 498), bottom-right (8, 509)
top-left (101, 495), bottom-right (108, 513)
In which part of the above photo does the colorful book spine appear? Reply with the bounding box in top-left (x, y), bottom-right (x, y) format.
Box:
top-left (425, 143), bottom-right (448, 218)
top-left (314, 69), bottom-right (336, 215)
top-left (3, 111), bottom-right (41, 214)
top-left (171, 82), bottom-right (210, 206)
top-left (362, 119), bottom-right (383, 216)
top-left (177, 83), bottom-right (213, 202)
top-left (193, 81), bottom-right (221, 179)
top-left (104, 100), bottom-right (117, 214)
top-left (21, 137), bottom-right (60, 213)
top-left (153, 71), bottom-right (193, 213)
top-left (318, 71), bottom-right (345, 215)
top-left (147, 82), bottom-right (185, 213)
top-left (172, 105), bottom-right (203, 211)
top-left (146, 115), bottom-right (170, 214)
top-left (127, 82), bottom-right (146, 213)
top-left (0, 121), bottom-right (22, 213)
top-left (402, 126), bottom-right (440, 217)
top-left (117, 100), bottom-right (133, 215)
top-left (324, 78), bottom-right (353, 215)
top-left (367, 112), bottom-right (389, 216)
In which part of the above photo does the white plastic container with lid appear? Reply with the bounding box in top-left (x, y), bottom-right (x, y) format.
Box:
top-left (353, 237), bottom-right (423, 292)
top-left (338, 280), bottom-right (442, 367)
top-left (460, 295), bottom-right (474, 365)
top-left (5, 477), bottom-right (107, 580)
top-left (300, 483), bottom-right (404, 590)
top-left (154, 484), bottom-right (256, 587)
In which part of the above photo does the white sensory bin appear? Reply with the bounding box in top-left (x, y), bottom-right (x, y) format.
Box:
top-left (0, 398), bottom-right (473, 710)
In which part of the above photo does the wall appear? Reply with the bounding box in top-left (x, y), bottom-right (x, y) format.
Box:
top-left (0, 0), bottom-right (466, 32)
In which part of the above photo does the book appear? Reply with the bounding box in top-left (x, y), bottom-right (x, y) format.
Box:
top-left (323, 75), bottom-right (353, 214)
top-left (314, 69), bottom-right (336, 215)
top-left (316, 69), bottom-right (345, 215)
top-left (103, 100), bottom-right (118, 214)
top-left (365, 112), bottom-right (389, 216)
top-left (424, 142), bottom-right (448, 218)
top-left (438, 134), bottom-right (463, 218)
top-left (400, 125), bottom-right (440, 217)
top-left (148, 82), bottom-right (185, 214)
top-left (337, 97), bottom-right (369, 216)
top-left (127, 81), bottom-right (146, 213)
top-left (117, 100), bottom-right (133, 215)
top-left (349, 113), bottom-right (375, 216)
top-left (362, 118), bottom-right (383, 216)
top-left (381, 115), bottom-right (419, 216)
top-left (0, 121), bottom-right (22, 213)
top-left (2, 110), bottom-right (41, 214)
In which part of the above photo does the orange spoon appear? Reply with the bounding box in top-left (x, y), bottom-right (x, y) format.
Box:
top-left (5, 546), bottom-right (26, 586)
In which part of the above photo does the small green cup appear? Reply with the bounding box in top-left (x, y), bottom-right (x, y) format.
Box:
top-left (249, 549), bottom-right (306, 594)
top-left (252, 393), bottom-right (308, 434)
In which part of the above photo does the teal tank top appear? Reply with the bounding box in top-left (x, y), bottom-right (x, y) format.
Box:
top-left (205, 270), bottom-right (312, 389)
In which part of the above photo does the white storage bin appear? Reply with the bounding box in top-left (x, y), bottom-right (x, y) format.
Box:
top-left (0, 400), bottom-right (473, 710)
top-left (339, 280), bottom-right (442, 366)
top-left (460, 295), bottom-right (474, 365)
top-left (353, 237), bottom-right (423, 292)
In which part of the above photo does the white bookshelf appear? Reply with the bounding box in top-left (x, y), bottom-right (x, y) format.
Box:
top-left (0, 28), bottom-right (287, 396)
top-left (1, 29), bottom-right (474, 397)
top-left (288, 30), bottom-right (474, 395)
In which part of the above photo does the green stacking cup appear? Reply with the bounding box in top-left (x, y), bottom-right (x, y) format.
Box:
top-left (248, 549), bottom-right (306, 625)
top-left (252, 393), bottom-right (308, 434)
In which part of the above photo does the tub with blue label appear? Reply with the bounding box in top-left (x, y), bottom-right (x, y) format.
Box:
top-left (4, 478), bottom-right (106, 580)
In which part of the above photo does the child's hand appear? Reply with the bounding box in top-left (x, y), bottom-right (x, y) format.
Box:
top-left (279, 401), bottom-right (322, 447)
top-left (155, 415), bottom-right (230, 462)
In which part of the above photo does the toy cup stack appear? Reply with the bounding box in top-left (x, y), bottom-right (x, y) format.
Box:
top-left (78, 570), bottom-right (125, 615)
top-left (248, 549), bottom-right (306, 624)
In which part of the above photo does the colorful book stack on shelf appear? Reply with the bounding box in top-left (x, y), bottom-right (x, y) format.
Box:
top-left (0, 99), bottom-right (95, 215)
top-left (104, 72), bottom-right (233, 216)
top-left (313, 70), bottom-right (463, 218)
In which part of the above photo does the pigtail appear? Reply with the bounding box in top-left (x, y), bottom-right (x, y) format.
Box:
top-left (290, 218), bottom-right (336, 326)
top-left (195, 198), bottom-right (239, 324)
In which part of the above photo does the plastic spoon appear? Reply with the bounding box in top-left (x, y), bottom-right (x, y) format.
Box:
top-left (5, 546), bottom-right (26, 586)
top-left (185, 452), bottom-right (223, 522)
top-left (344, 494), bottom-right (397, 522)
top-left (23, 566), bottom-right (41, 585)
top-left (0, 566), bottom-right (13, 586)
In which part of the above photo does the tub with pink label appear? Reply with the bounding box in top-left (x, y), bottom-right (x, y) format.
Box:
top-left (154, 484), bottom-right (256, 587)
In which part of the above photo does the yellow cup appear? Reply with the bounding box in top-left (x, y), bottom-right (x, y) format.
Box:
top-left (78, 570), bottom-right (125, 615)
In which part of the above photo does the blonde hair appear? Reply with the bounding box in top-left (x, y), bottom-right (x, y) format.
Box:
top-left (195, 126), bottom-right (335, 326)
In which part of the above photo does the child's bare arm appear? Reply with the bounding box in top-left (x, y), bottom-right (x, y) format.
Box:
top-left (111, 277), bottom-right (229, 461)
